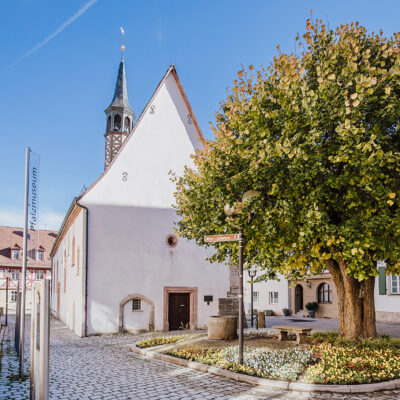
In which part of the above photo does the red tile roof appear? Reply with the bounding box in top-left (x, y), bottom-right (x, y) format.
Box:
top-left (0, 226), bottom-right (57, 269)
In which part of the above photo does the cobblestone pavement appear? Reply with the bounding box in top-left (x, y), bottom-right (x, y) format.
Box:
top-left (1, 317), bottom-right (400, 399)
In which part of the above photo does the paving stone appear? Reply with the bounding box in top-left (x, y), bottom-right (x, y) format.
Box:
top-left (1, 316), bottom-right (400, 399)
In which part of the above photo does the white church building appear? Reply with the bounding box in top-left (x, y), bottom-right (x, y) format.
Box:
top-left (50, 51), bottom-right (230, 336)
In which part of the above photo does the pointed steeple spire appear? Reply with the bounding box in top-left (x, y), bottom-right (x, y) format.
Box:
top-left (108, 59), bottom-right (132, 110)
top-left (104, 29), bottom-right (135, 170)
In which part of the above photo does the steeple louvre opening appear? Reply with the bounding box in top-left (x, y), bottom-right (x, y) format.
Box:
top-left (124, 117), bottom-right (131, 133)
top-left (106, 116), bottom-right (111, 132)
top-left (114, 114), bottom-right (122, 131)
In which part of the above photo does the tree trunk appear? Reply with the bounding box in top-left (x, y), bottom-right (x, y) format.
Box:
top-left (326, 258), bottom-right (377, 339)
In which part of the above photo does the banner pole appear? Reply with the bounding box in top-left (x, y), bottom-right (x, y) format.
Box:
top-left (19, 146), bottom-right (30, 378)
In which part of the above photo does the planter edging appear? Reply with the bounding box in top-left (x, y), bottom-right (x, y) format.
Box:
top-left (131, 346), bottom-right (400, 394)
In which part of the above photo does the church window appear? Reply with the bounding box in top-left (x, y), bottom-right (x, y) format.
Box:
top-left (166, 234), bottom-right (178, 248)
top-left (76, 247), bottom-right (80, 276)
top-left (132, 299), bottom-right (141, 311)
top-left (124, 117), bottom-right (130, 132)
top-left (72, 237), bottom-right (76, 266)
top-left (107, 116), bottom-right (111, 132)
top-left (114, 114), bottom-right (121, 131)
top-left (64, 250), bottom-right (66, 293)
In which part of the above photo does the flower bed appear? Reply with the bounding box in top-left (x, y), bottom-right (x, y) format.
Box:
top-left (136, 335), bottom-right (185, 348)
top-left (166, 346), bottom-right (313, 381)
top-left (163, 333), bottom-right (400, 384)
top-left (307, 343), bottom-right (400, 384)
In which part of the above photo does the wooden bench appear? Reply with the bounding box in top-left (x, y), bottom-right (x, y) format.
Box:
top-left (273, 325), bottom-right (312, 344)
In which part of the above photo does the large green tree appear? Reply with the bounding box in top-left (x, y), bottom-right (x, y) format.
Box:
top-left (174, 19), bottom-right (400, 339)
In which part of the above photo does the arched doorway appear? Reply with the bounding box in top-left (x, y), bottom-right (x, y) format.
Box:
top-left (118, 294), bottom-right (155, 333)
top-left (295, 284), bottom-right (303, 313)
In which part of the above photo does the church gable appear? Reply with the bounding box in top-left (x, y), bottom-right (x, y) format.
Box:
top-left (81, 66), bottom-right (204, 209)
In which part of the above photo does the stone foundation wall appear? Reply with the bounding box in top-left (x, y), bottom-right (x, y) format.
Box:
top-left (376, 310), bottom-right (400, 323)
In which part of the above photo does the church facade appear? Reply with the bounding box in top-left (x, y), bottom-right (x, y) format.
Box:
top-left (50, 54), bottom-right (230, 336)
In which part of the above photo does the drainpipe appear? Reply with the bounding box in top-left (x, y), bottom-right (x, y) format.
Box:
top-left (78, 202), bottom-right (89, 337)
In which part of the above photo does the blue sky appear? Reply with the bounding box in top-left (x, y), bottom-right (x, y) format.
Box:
top-left (1, 0), bottom-right (400, 230)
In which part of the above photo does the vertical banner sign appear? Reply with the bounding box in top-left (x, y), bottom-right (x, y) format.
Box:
top-left (28, 150), bottom-right (40, 251)
top-left (20, 147), bottom-right (41, 378)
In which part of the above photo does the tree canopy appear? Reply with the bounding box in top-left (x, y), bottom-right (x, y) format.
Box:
top-left (174, 19), bottom-right (400, 291)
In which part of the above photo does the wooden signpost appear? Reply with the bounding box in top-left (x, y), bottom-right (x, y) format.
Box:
top-left (204, 234), bottom-right (239, 243)
top-left (204, 232), bottom-right (244, 364)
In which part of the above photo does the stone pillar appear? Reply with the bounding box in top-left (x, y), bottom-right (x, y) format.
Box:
top-left (218, 297), bottom-right (239, 317)
top-left (227, 264), bottom-right (240, 297)
top-left (217, 263), bottom-right (247, 328)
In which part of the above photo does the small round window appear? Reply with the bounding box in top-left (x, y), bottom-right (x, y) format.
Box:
top-left (166, 234), bottom-right (178, 248)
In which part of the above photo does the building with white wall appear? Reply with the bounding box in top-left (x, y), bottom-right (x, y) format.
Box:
top-left (250, 265), bottom-right (400, 322)
top-left (243, 275), bottom-right (289, 316)
top-left (50, 52), bottom-right (230, 336)
top-left (375, 262), bottom-right (400, 322)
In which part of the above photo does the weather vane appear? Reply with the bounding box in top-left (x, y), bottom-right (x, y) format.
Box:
top-left (120, 27), bottom-right (125, 59)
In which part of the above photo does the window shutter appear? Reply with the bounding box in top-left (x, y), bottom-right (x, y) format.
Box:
top-left (378, 266), bottom-right (386, 295)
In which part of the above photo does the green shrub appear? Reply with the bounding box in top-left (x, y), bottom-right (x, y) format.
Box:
top-left (310, 331), bottom-right (339, 344)
top-left (305, 302), bottom-right (318, 311)
top-left (310, 331), bottom-right (400, 350)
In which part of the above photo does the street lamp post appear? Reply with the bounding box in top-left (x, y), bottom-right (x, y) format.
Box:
top-left (238, 231), bottom-right (244, 364)
top-left (248, 268), bottom-right (256, 328)
top-left (223, 204), bottom-right (244, 364)
top-left (222, 190), bottom-right (261, 365)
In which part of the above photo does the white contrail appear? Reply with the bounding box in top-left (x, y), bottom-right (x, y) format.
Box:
top-left (2, 0), bottom-right (99, 73)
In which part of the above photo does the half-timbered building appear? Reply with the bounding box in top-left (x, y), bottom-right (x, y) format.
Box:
top-left (0, 226), bottom-right (57, 313)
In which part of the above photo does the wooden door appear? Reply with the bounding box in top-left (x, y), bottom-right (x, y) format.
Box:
top-left (57, 282), bottom-right (60, 316)
top-left (168, 293), bottom-right (190, 330)
top-left (295, 284), bottom-right (303, 313)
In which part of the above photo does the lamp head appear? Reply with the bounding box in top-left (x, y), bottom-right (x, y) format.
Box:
top-left (242, 190), bottom-right (261, 204)
top-left (223, 203), bottom-right (241, 217)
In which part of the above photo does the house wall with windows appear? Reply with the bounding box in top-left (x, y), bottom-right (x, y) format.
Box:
top-left (375, 262), bottom-right (400, 322)
top-left (50, 207), bottom-right (86, 336)
top-left (243, 276), bottom-right (289, 316)
top-left (289, 275), bottom-right (339, 319)
top-left (0, 226), bottom-right (57, 314)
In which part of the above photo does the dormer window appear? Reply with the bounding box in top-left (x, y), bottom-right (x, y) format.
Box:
top-left (12, 249), bottom-right (20, 260)
top-left (37, 251), bottom-right (44, 261)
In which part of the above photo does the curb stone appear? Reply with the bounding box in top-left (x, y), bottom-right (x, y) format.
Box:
top-left (131, 346), bottom-right (400, 394)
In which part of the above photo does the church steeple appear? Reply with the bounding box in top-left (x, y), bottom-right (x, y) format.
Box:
top-left (104, 31), bottom-right (135, 169)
